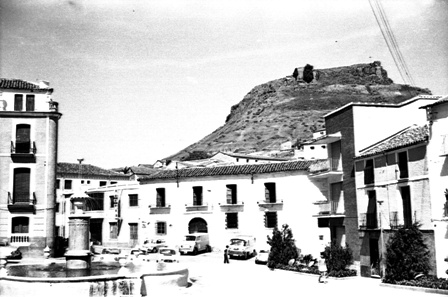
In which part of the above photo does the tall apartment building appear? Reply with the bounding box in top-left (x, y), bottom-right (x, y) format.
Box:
top-left (0, 78), bottom-right (61, 257)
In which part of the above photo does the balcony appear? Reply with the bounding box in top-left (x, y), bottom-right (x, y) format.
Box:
top-left (8, 192), bottom-right (36, 213)
top-left (257, 200), bottom-right (283, 211)
top-left (359, 213), bottom-right (378, 229)
top-left (314, 200), bottom-right (344, 217)
top-left (149, 204), bottom-right (171, 215)
top-left (219, 203), bottom-right (244, 212)
top-left (309, 157), bottom-right (342, 177)
top-left (11, 141), bottom-right (36, 161)
top-left (185, 203), bottom-right (209, 212)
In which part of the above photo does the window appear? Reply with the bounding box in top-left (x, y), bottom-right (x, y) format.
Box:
top-left (366, 191), bottom-right (378, 228)
top-left (56, 202), bottom-right (60, 213)
top-left (156, 188), bottom-right (166, 207)
top-left (109, 222), bottom-right (118, 239)
top-left (264, 183), bottom-right (276, 203)
top-left (99, 181), bottom-right (107, 187)
top-left (265, 212), bottom-right (277, 228)
top-left (330, 182), bottom-right (342, 214)
top-left (15, 124), bottom-right (31, 153)
top-left (110, 196), bottom-right (117, 208)
top-left (14, 94), bottom-right (23, 111)
top-left (87, 180), bottom-right (90, 184)
top-left (12, 217), bottom-right (29, 233)
top-left (13, 168), bottom-right (30, 203)
top-left (364, 159), bottom-right (374, 184)
top-left (401, 186), bottom-right (412, 227)
top-left (397, 151), bottom-right (409, 179)
top-left (88, 192), bottom-right (104, 211)
top-left (110, 181), bottom-right (117, 185)
top-left (226, 184), bottom-right (237, 204)
top-left (129, 194), bottom-right (138, 207)
top-left (193, 186), bottom-right (203, 206)
top-left (64, 179), bottom-right (72, 190)
top-left (226, 213), bottom-right (238, 229)
top-left (26, 95), bottom-right (35, 111)
top-left (56, 179), bottom-right (60, 189)
top-left (129, 223), bottom-right (138, 240)
top-left (156, 221), bottom-right (166, 235)
top-left (81, 180), bottom-right (85, 184)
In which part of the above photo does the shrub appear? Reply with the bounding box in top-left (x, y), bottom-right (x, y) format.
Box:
top-left (384, 223), bottom-right (431, 283)
top-left (267, 224), bottom-right (299, 268)
top-left (303, 64), bottom-right (314, 83)
top-left (322, 242), bottom-right (354, 272)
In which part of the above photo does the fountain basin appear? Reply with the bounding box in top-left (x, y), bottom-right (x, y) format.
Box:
top-left (0, 261), bottom-right (189, 297)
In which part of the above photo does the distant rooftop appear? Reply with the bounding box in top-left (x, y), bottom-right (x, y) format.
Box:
top-left (140, 160), bottom-right (319, 181)
top-left (0, 78), bottom-right (53, 93)
top-left (57, 162), bottom-right (129, 179)
top-left (356, 125), bottom-right (429, 159)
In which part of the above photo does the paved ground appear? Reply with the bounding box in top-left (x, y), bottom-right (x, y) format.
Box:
top-left (162, 251), bottom-right (443, 297)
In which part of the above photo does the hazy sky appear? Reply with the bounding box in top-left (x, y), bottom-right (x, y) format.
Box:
top-left (1, 0), bottom-right (447, 169)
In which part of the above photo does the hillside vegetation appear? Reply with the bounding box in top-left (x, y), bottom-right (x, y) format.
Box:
top-left (168, 61), bottom-right (431, 161)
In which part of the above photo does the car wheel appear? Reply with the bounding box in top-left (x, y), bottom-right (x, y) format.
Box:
top-left (255, 260), bottom-right (259, 264)
top-left (152, 247), bottom-right (158, 253)
top-left (206, 245), bottom-right (212, 253)
top-left (193, 247), bottom-right (198, 255)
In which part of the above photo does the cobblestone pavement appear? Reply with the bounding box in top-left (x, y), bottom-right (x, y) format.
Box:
top-left (161, 251), bottom-right (441, 297)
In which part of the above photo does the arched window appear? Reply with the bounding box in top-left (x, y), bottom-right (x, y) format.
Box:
top-left (11, 216), bottom-right (29, 233)
top-left (13, 168), bottom-right (31, 203)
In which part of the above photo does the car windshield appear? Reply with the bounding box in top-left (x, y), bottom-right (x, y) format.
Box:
top-left (185, 236), bottom-right (196, 241)
top-left (230, 239), bottom-right (246, 246)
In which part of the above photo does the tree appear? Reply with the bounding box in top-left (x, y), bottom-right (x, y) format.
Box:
top-left (384, 223), bottom-right (431, 283)
top-left (322, 242), bottom-right (353, 272)
top-left (303, 64), bottom-right (314, 83)
top-left (292, 68), bottom-right (299, 81)
top-left (266, 224), bottom-right (299, 268)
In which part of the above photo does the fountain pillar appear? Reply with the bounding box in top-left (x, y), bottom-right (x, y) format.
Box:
top-left (65, 196), bottom-right (92, 270)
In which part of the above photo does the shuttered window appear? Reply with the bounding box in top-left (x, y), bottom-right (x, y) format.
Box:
top-left (226, 213), bottom-right (238, 229)
top-left (264, 183), bottom-right (276, 203)
top-left (129, 223), bottom-right (138, 240)
top-left (156, 221), bottom-right (166, 235)
top-left (156, 188), bottom-right (166, 207)
top-left (265, 211), bottom-right (278, 228)
top-left (16, 124), bottom-right (31, 153)
top-left (109, 222), bottom-right (118, 239)
top-left (26, 95), bottom-right (35, 111)
top-left (13, 168), bottom-right (31, 203)
top-left (226, 184), bottom-right (237, 204)
top-left (14, 94), bottom-right (23, 111)
top-left (193, 186), bottom-right (203, 206)
top-left (129, 194), bottom-right (138, 207)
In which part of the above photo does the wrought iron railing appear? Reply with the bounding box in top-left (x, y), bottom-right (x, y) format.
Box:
top-left (11, 141), bottom-right (36, 154)
top-left (359, 213), bottom-right (378, 229)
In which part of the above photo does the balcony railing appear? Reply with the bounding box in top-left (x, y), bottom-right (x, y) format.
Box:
top-left (389, 211), bottom-right (402, 229)
top-left (149, 204), bottom-right (171, 214)
top-left (314, 200), bottom-right (344, 216)
top-left (11, 141), bottom-right (36, 155)
top-left (359, 212), bottom-right (378, 229)
top-left (257, 200), bottom-right (283, 211)
top-left (185, 203), bottom-right (209, 212)
top-left (10, 235), bottom-right (30, 246)
top-left (8, 192), bottom-right (36, 212)
top-left (309, 157), bottom-right (342, 174)
top-left (219, 203), bottom-right (244, 212)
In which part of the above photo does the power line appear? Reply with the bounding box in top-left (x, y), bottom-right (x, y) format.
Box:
top-left (368, 0), bottom-right (415, 86)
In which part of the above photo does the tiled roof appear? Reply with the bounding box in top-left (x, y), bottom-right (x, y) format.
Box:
top-left (0, 78), bottom-right (53, 91)
top-left (214, 151), bottom-right (291, 161)
top-left (356, 125), bottom-right (429, 159)
top-left (140, 160), bottom-right (319, 181)
top-left (57, 162), bottom-right (129, 178)
top-left (419, 95), bottom-right (448, 108)
top-left (128, 166), bottom-right (159, 175)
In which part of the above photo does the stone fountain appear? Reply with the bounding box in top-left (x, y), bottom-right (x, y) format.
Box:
top-left (64, 191), bottom-right (92, 271)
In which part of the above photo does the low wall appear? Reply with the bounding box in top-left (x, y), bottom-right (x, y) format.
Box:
top-left (0, 266), bottom-right (189, 297)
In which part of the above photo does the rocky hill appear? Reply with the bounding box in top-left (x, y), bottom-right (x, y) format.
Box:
top-left (167, 61), bottom-right (431, 161)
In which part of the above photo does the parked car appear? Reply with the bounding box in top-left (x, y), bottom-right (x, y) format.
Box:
top-left (255, 248), bottom-right (270, 265)
top-left (142, 238), bottom-right (168, 253)
top-left (156, 247), bottom-right (180, 263)
top-left (179, 233), bottom-right (211, 255)
top-left (228, 235), bottom-right (256, 260)
top-left (0, 245), bottom-right (22, 261)
top-left (96, 247), bottom-right (121, 262)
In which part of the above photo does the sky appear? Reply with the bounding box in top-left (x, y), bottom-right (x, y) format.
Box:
top-left (1, 0), bottom-right (447, 169)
